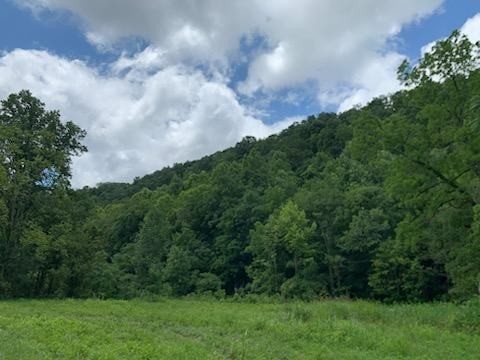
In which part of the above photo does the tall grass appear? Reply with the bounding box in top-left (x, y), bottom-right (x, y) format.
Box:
top-left (0, 298), bottom-right (478, 359)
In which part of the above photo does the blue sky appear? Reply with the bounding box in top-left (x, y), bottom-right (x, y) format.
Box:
top-left (0, 0), bottom-right (479, 186)
top-left (399, 0), bottom-right (480, 57)
top-left (2, 1), bottom-right (479, 66)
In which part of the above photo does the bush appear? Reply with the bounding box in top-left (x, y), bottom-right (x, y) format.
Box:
top-left (280, 277), bottom-right (318, 300)
top-left (195, 273), bottom-right (222, 293)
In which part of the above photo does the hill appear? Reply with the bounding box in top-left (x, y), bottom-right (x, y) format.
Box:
top-left (0, 30), bottom-right (479, 302)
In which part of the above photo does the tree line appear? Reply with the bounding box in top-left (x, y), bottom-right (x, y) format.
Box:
top-left (1, 30), bottom-right (479, 302)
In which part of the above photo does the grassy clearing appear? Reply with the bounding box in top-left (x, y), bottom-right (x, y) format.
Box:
top-left (0, 298), bottom-right (479, 359)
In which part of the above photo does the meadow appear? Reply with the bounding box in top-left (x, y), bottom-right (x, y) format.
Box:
top-left (0, 298), bottom-right (479, 359)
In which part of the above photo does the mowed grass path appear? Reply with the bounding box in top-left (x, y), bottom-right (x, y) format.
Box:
top-left (0, 298), bottom-right (478, 359)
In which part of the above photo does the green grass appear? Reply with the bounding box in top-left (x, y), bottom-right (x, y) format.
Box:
top-left (0, 298), bottom-right (479, 359)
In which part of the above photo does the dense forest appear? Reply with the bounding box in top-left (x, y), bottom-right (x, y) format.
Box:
top-left (1, 31), bottom-right (479, 302)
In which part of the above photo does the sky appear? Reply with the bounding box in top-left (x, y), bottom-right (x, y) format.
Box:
top-left (0, 0), bottom-right (479, 187)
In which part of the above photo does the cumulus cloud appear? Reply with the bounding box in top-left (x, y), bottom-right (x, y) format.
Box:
top-left (0, 49), bottom-right (290, 187)
top-left (421, 13), bottom-right (480, 57)
top-left (17, 0), bottom-right (442, 92)
top-left (341, 11), bottom-right (480, 112)
top-left (238, 0), bottom-right (442, 95)
top-left (6, 0), bottom-right (454, 185)
top-left (335, 52), bottom-right (405, 112)
top-left (461, 13), bottom-right (480, 42)
top-left (17, 0), bottom-right (256, 66)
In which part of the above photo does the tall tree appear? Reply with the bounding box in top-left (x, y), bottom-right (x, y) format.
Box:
top-left (0, 90), bottom-right (86, 294)
top-left (248, 201), bottom-right (317, 297)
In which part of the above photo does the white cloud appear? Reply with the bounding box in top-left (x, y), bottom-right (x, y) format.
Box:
top-left (335, 52), bottom-right (404, 112)
top-left (17, 0), bottom-right (443, 93)
top-left (6, 0), bottom-right (453, 185)
top-left (238, 0), bottom-right (442, 95)
top-left (461, 13), bottom-right (480, 43)
top-left (420, 40), bottom-right (437, 57)
top-left (330, 12), bottom-right (480, 113)
top-left (420, 13), bottom-right (480, 57)
top-left (17, 0), bottom-right (256, 66)
top-left (0, 49), bottom-right (291, 187)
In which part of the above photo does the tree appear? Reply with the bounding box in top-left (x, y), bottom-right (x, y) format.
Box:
top-left (447, 205), bottom-right (480, 299)
top-left (367, 31), bottom-right (480, 301)
top-left (398, 30), bottom-right (480, 87)
top-left (247, 201), bottom-right (317, 297)
top-left (162, 228), bottom-right (210, 296)
top-left (0, 90), bottom-right (86, 294)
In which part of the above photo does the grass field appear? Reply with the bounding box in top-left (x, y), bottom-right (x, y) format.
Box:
top-left (0, 298), bottom-right (479, 359)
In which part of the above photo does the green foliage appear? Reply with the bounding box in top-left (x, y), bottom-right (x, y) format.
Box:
top-left (447, 205), bottom-right (480, 299)
top-left (398, 30), bottom-right (480, 86)
top-left (2, 29), bottom-right (480, 302)
top-left (248, 201), bottom-right (317, 297)
top-left (0, 90), bottom-right (87, 297)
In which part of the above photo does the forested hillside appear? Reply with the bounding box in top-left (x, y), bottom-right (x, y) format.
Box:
top-left (1, 31), bottom-right (479, 302)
